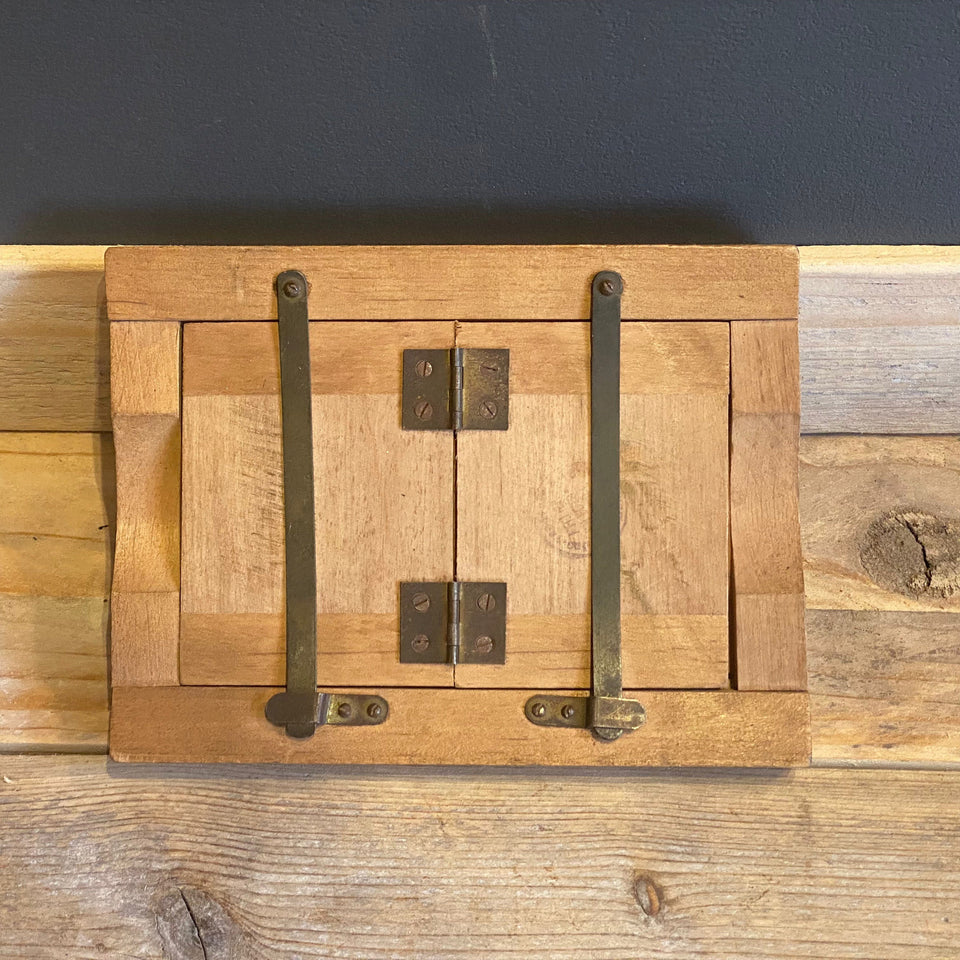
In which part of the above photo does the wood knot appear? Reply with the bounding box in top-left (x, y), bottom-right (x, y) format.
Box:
top-left (156, 885), bottom-right (252, 960)
top-left (860, 510), bottom-right (960, 599)
top-left (633, 874), bottom-right (663, 917)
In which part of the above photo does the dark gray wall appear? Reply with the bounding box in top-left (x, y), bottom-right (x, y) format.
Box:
top-left (2, 0), bottom-right (958, 244)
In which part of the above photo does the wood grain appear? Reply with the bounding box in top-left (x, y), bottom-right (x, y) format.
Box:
top-left (1, 756), bottom-right (957, 958)
top-left (105, 244), bottom-right (799, 321)
top-left (807, 609), bottom-right (960, 766)
top-left (456, 322), bottom-right (730, 690)
top-left (0, 432), bottom-right (115, 597)
top-left (801, 436), bottom-right (960, 612)
top-left (799, 246), bottom-right (960, 433)
top-left (730, 321), bottom-right (806, 691)
top-left (180, 323), bottom-right (456, 688)
top-left (110, 686), bottom-right (808, 766)
top-left (0, 245), bottom-right (109, 431)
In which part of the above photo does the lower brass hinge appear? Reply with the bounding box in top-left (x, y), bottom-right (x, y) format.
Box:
top-left (400, 581), bottom-right (506, 664)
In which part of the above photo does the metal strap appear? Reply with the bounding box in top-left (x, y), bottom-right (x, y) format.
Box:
top-left (264, 271), bottom-right (387, 738)
top-left (524, 271), bottom-right (645, 741)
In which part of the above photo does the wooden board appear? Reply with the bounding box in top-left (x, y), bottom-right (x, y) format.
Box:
top-left (105, 244), bottom-right (799, 321)
top-left (801, 435), bottom-right (960, 612)
top-left (179, 321), bottom-right (456, 687)
top-left (456, 321), bottom-right (730, 689)
top-left (110, 686), bottom-right (808, 766)
top-left (0, 245), bottom-right (109, 431)
top-left (1, 755), bottom-right (958, 958)
top-left (799, 245), bottom-right (960, 434)
top-left (730, 321), bottom-right (806, 691)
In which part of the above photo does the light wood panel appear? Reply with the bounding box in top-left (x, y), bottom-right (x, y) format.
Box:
top-left (1, 756), bottom-right (957, 958)
top-left (105, 244), bottom-right (799, 321)
top-left (0, 245), bottom-right (109, 431)
top-left (799, 245), bottom-right (960, 433)
top-left (179, 322), bottom-right (456, 687)
top-left (730, 321), bottom-right (806, 691)
top-left (455, 322), bottom-right (730, 689)
top-left (0, 432), bottom-right (115, 597)
top-left (110, 322), bottom-right (181, 687)
top-left (801, 436), bottom-right (960, 612)
top-left (110, 686), bottom-right (808, 765)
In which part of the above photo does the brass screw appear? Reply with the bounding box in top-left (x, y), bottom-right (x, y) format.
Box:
top-left (282, 279), bottom-right (303, 299)
top-left (474, 635), bottom-right (494, 655)
top-left (337, 702), bottom-right (353, 719)
top-left (415, 359), bottom-right (433, 378)
top-left (412, 592), bottom-right (431, 612)
top-left (412, 634), bottom-right (430, 653)
top-left (598, 278), bottom-right (616, 296)
top-left (367, 702), bottom-right (384, 720)
top-left (479, 399), bottom-right (498, 419)
top-left (476, 592), bottom-right (495, 612)
top-left (561, 704), bottom-right (575, 720)
top-left (531, 702), bottom-right (546, 718)
top-left (414, 400), bottom-right (433, 421)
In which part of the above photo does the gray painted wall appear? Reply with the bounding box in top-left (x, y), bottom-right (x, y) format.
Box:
top-left (2, 1), bottom-right (957, 243)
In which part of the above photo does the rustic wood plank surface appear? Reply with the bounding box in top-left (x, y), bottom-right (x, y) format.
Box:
top-left (3, 245), bottom-right (957, 434)
top-left (798, 245), bottom-right (960, 433)
top-left (0, 755), bottom-right (957, 959)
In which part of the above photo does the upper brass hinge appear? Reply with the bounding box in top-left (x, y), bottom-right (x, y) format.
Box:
top-left (402, 348), bottom-right (509, 431)
top-left (400, 581), bottom-right (506, 665)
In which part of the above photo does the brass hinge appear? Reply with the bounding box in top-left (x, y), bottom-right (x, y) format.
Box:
top-left (402, 348), bottom-right (509, 431)
top-left (400, 581), bottom-right (506, 665)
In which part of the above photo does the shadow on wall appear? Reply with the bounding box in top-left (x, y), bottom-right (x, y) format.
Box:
top-left (19, 204), bottom-right (753, 245)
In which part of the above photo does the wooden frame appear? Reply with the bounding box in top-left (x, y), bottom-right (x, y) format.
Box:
top-left (106, 244), bottom-right (808, 766)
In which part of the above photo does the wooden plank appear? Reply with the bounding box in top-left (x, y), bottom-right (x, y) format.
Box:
top-left (105, 244), bottom-right (799, 321)
top-left (807, 610), bottom-right (960, 766)
top-left (1, 757), bottom-right (957, 959)
top-left (801, 436), bottom-right (960, 613)
top-left (730, 321), bottom-right (806, 691)
top-left (799, 246), bottom-right (960, 434)
top-left (179, 322), bottom-right (456, 688)
top-left (110, 687), bottom-right (808, 766)
top-left (0, 596), bottom-right (107, 752)
top-left (456, 322), bottom-right (730, 690)
top-left (0, 245), bottom-right (108, 431)
top-left (0, 432), bottom-right (114, 597)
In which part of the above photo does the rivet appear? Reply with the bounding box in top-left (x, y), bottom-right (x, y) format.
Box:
top-left (561, 704), bottom-right (575, 720)
top-left (531, 702), bottom-right (546, 718)
top-left (415, 359), bottom-right (433, 378)
top-left (414, 400), bottom-right (433, 421)
top-left (412, 592), bottom-right (431, 612)
top-left (411, 634), bottom-right (430, 653)
top-left (337, 702), bottom-right (352, 719)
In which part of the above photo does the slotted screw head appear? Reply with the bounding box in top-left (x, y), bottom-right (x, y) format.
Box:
top-left (479, 399), bottom-right (498, 419)
top-left (411, 634), bottom-right (430, 653)
top-left (476, 592), bottom-right (495, 612)
top-left (561, 704), bottom-right (575, 720)
top-left (531, 702), bottom-right (547, 718)
top-left (598, 278), bottom-right (615, 296)
top-left (282, 279), bottom-right (303, 299)
top-left (474, 635), bottom-right (494, 656)
top-left (337, 702), bottom-right (353, 719)
top-left (414, 400), bottom-right (433, 421)
top-left (415, 359), bottom-right (433, 378)
top-left (367, 702), bottom-right (384, 720)
top-left (412, 592), bottom-right (431, 612)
